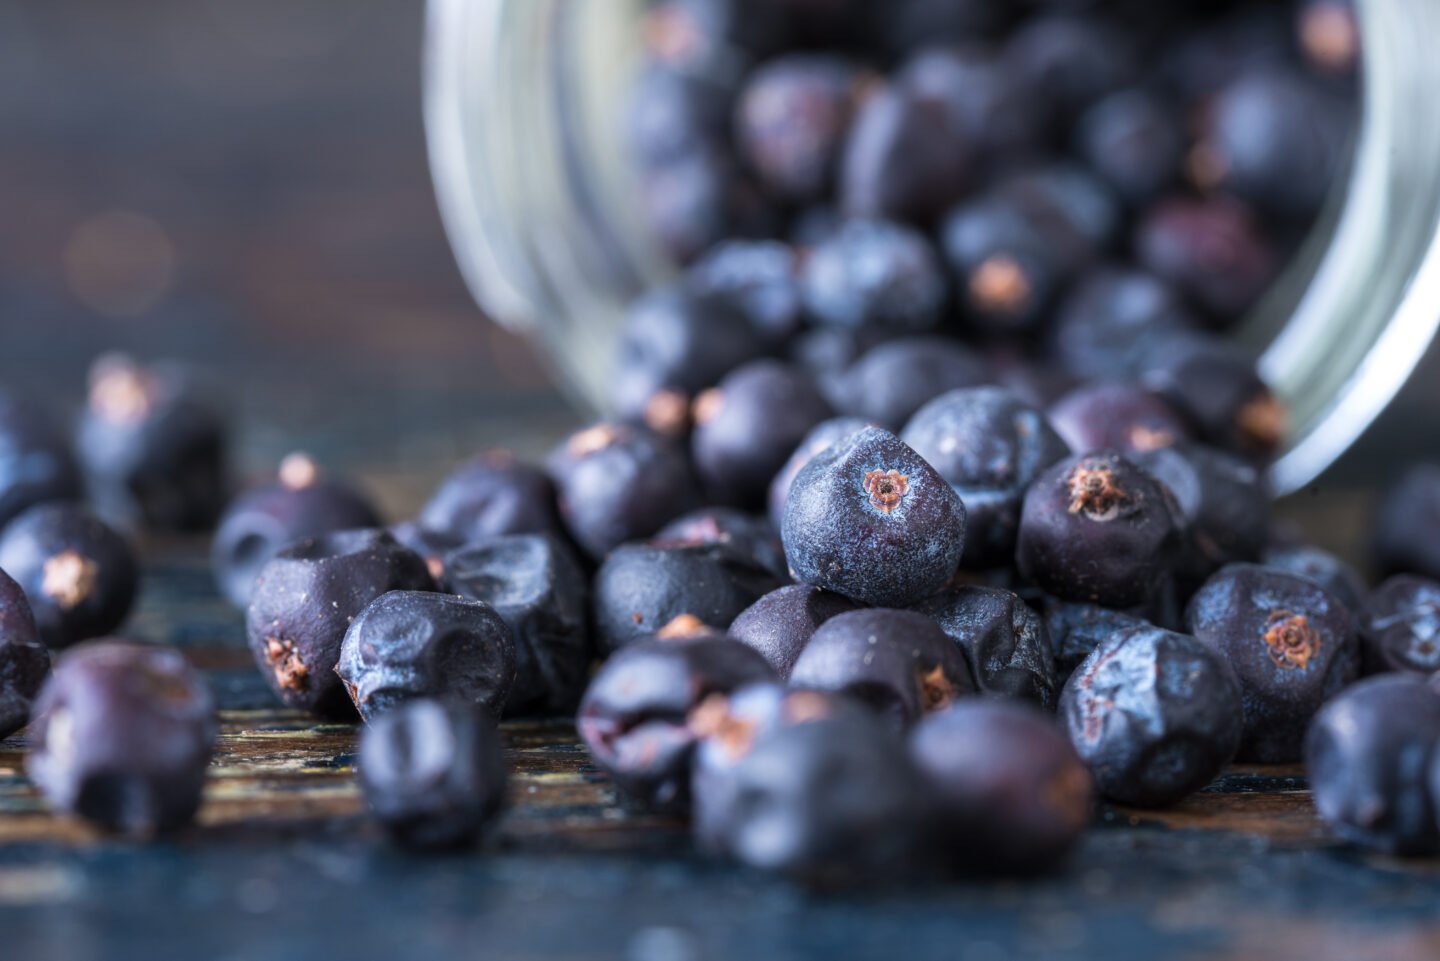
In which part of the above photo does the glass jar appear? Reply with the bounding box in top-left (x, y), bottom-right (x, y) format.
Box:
top-left (423, 0), bottom-right (1440, 495)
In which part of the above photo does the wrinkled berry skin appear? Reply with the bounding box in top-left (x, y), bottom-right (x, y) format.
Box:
top-left (789, 608), bottom-right (973, 729)
top-left (735, 55), bottom-right (863, 204)
top-left (417, 452), bottom-right (561, 545)
top-left (336, 591), bottom-right (516, 723)
top-left (1187, 564), bottom-right (1358, 763)
top-left (728, 584), bottom-right (857, 680)
top-left (1061, 625), bottom-right (1243, 807)
top-left (767, 417), bottom-right (871, 531)
top-left (783, 427), bottom-right (966, 607)
top-left (211, 459), bottom-right (382, 608)
top-left (75, 356), bottom-right (229, 532)
top-left (827, 338), bottom-right (986, 431)
top-left (1305, 674), bottom-right (1440, 856)
top-left (1374, 464), bottom-right (1440, 582)
top-left (902, 387), bottom-right (1069, 569)
top-left (0, 390), bottom-right (84, 531)
top-left (1043, 597), bottom-right (1148, 686)
top-left (547, 423), bottom-right (701, 561)
top-left (911, 700), bottom-right (1093, 875)
top-left (26, 641), bottom-right (216, 837)
top-left (359, 699), bottom-right (508, 850)
top-left (592, 542), bottom-right (783, 655)
top-left (800, 219), bottom-right (948, 332)
top-left (246, 530), bottom-right (435, 719)
top-left (0, 503), bottom-right (139, 650)
top-left (916, 585), bottom-right (1057, 708)
top-left (576, 636), bottom-right (776, 813)
top-left (687, 240), bottom-right (805, 344)
top-left (387, 522), bottom-right (464, 590)
top-left (0, 568), bottom-right (49, 738)
top-left (446, 535), bottom-right (590, 716)
top-left (690, 360), bottom-right (833, 509)
top-left (693, 709), bottom-right (924, 886)
top-left (1047, 383), bottom-right (1191, 456)
top-left (654, 507), bottom-right (786, 580)
top-left (1016, 451), bottom-right (1181, 609)
top-left (1360, 576), bottom-right (1440, 676)
top-left (1262, 545), bottom-right (1366, 616)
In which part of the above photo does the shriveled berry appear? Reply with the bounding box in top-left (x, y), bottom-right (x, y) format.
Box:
top-left (417, 451), bottom-right (561, 544)
top-left (1187, 563), bottom-right (1359, 762)
top-left (1042, 597), bottom-right (1149, 686)
top-left (246, 530), bottom-right (435, 719)
top-left (654, 507), bottom-right (786, 580)
top-left (1360, 576), bottom-right (1440, 676)
top-left (690, 360), bottom-right (832, 509)
top-left (789, 608), bottom-right (973, 728)
top-left (576, 635), bottom-right (776, 812)
top-left (767, 416), bottom-right (871, 530)
top-left (26, 641), bottom-right (216, 837)
top-left (75, 355), bottom-right (229, 532)
top-left (1047, 383), bottom-right (1191, 456)
top-left (211, 453), bottom-right (382, 608)
top-left (387, 522), bottom-right (464, 589)
top-left (0, 390), bottom-right (83, 530)
top-left (1016, 451), bottom-right (1181, 609)
top-left (447, 535), bottom-right (591, 715)
top-left (783, 427), bottom-right (966, 607)
top-left (592, 541), bottom-right (783, 654)
top-left (0, 568), bottom-right (48, 738)
top-left (826, 338), bottom-right (986, 430)
top-left (359, 699), bottom-right (507, 850)
top-left (916, 585), bottom-right (1057, 708)
top-left (1306, 674), bottom-right (1440, 855)
top-left (0, 503), bottom-right (139, 649)
top-left (1263, 544), bottom-right (1366, 616)
top-left (336, 591), bottom-right (516, 722)
top-left (727, 584), bottom-right (857, 679)
top-left (1061, 625), bottom-right (1243, 806)
top-left (547, 422), bottom-right (701, 560)
top-left (911, 700), bottom-right (1093, 874)
top-left (799, 219), bottom-right (948, 332)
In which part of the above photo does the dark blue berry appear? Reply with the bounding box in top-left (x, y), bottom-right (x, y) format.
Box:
top-left (727, 584), bottom-right (857, 679)
top-left (417, 451), bottom-right (561, 545)
top-left (800, 219), bottom-right (948, 332)
top-left (826, 337), bottom-right (986, 430)
top-left (1360, 576), bottom-right (1440, 676)
top-left (915, 585), bottom-right (1057, 708)
top-left (0, 568), bottom-right (47, 739)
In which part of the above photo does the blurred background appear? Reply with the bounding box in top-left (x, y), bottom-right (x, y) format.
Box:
top-left (0, 2), bottom-right (573, 497)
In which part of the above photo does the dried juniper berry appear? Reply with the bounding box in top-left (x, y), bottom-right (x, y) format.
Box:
top-left (1374, 464), bottom-right (1440, 581)
top-left (612, 284), bottom-right (769, 420)
top-left (1001, 165), bottom-right (1122, 259)
top-left (639, 149), bottom-right (777, 267)
top-left (1133, 443), bottom-right (1271, 588)
top-left (1187, 564), bottom-right (1359, 763)
top-left (0, 568), bottom-right (48, 738)
top-left (1076, 89), bottom-right (1185, 206)
top-left (1005, 13), bottom-right (1140, 122)
top-left (211, 453), bottom-right (383, 608)
top-left (910, 700), bottom-right (1093, 875)
top-left (246, 529), bottom-right (435, 719)
top-left (546, 422), bottom-right (701, 561)
top-left (1047, 382), bottom-right (1191, 456)
top-left (0, 503), bottom-right (139, 649)
top-left (387, 522), bottom-right (464, 589)
top-left (690, 360), bottom-right (833, 509)
top-left (1137, 333), bottom-right (1287, 458)
top-left (1061, 625), bottom-right (1243, 807)
top-left (0, 390), bottom-right (82, 531)
top-left (1048, 267), bottom-right (1198, 382)
top-left (1262, 544), bottom-right (1366, 617)
top-left (789, 608), bottom-right (973, 728)
top-left (940, 195), bottom-right (1063, 337)
top-left (839, 80), bottom-right (976, 226)
top-left (902, 387), bottom-right (1069, 569)
top-left (75, 355), bottom-right (229, 532)
top-left (1297, 0), bottom-right (1361, 76)
top-left (1016, 451), bottom-right (1181, 610)
top-left (1359, 576), bottom-right (1440, 676)
top-left (26, 641), bottom-right (216, 837)
top-left (799, 219), bottom-right (948, 332)
top-left (654, 507), bottom-right (786, 580)
top-left (686, 240), bottom-right (806, 345)
top-left (692, 705), bottom-right (924, 885)
top-left (576, 634), bottom-right (776, 813)
top-left (592, 541), bottom-right (783, 654)
top-left (336, 591), bottom-right (516, 722)
top-left (1134, 197), bottom-right (1278, 323)
top-left (727, 584), bottom-right (858, 679)
top-left (767, 416), bottom-right (871, 530)
top-left (626, 60), bottom-right (736, 170)
top-left (417, 450), bottom-right (561, 545)
top-left (783, 427), bottom-right (966, 607)
top-left (735, 55), bottom-right (865, 204)
top-left (359, 699), bottom-right (507, 850)
top-left (894, 47), bottom-right (1045, 171)
top-left (1042, 597), bottom-right (1149, 687)
top-left (826, 338), bottom-right (986, 430)
top-left (1306, 674), bottom-right (1440, 856)
top-left (446, 534), bottom-right (590, 715)
top-left (915, 585), bottom-right (1057, 708)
